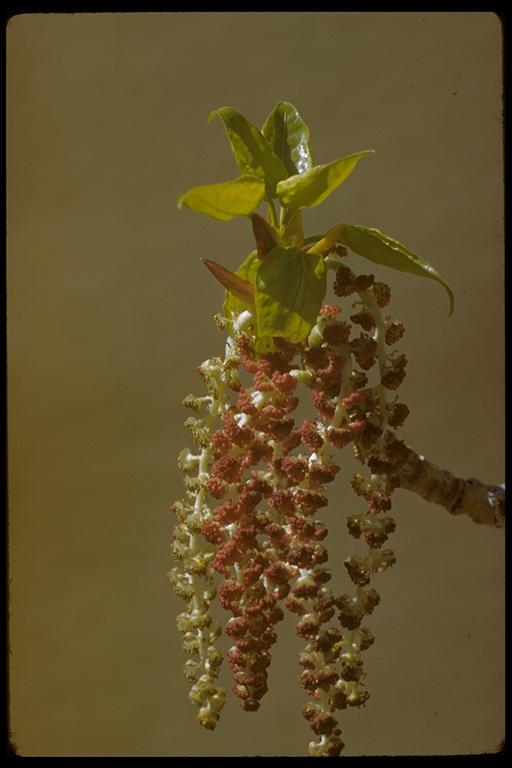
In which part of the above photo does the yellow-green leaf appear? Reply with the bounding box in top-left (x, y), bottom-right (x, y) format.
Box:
top-left (209, 107), bottom-right (287, 197)
top-left (306, 224), bottom-right (346, 255)
top-left (262, 100), bottom-right (313, 176)
top-left (276, 150), bottom-right (374, 210)
top-left (177, 175), bottom-right (265, 221)
top-left (280, 209), bottom-right (305, 248)
top-left (339, 224), bottom-right (454, 316)
top-left (255, 247), bottom-right (327, 343)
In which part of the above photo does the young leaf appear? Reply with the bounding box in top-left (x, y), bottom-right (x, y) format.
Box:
top-left (208, 107), bottom-right (287, 197)
top-left (255, 247), bottom-right (327, 343)
top-left (280, 209), bottom-right (305, 248)
top-left (276, 150), bottom-right (374, 210)
top-left (223, 250), bottom-right (261, 318)
top-left (202, 259), bottom-right (255, 308)
top-left (339, 224), bottom-right (454, 316)
top-left (262, 100), bottom-right (313, 176)
top-left (306, 224), bottom-right (346, 255)
top-left (178, 175), bottom-right (265, 221)
top-left (251, 213), bottom-right (282, 260)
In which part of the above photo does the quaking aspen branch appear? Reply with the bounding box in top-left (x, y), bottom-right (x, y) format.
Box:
top-left (172, 101), bottom-right (503, 757)
top-left (378, 438), bottom-right (505, 529)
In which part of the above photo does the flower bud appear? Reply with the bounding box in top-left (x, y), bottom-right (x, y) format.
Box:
top-left (197, 706), bottom-right (219, 730)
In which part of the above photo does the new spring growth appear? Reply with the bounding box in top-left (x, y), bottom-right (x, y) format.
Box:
top-left (171, 101), bottom-right (455, 756)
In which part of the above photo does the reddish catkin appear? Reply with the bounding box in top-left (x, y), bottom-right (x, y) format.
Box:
top-left (173, 253), bottom-right (406, 754)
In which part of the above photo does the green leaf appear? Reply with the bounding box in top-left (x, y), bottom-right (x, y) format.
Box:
top-left (255, 246), bottom-right (327, 343)
top-left (223, 250), bottom-right (261, 318)
top-left (276, 150), bottom-right (374, 210)
top-left (209, 107), bottom-right (287, 197)
top-left (306, 224), bottom-right (346, 255)
top-left (339, 224), bottom-right (455, 316)
top-left (177, 175), bottom-right (265, 221)
top-left (262, 100), bottom-right (313, 176)
top-left (280, 209), bottom-right (304, 248)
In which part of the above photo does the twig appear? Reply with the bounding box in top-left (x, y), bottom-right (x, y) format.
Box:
top-left (381, 438), bottom-right (505, 529)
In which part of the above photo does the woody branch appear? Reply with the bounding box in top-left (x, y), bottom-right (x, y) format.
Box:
top-left (377, 437), bottom-right (505, 529)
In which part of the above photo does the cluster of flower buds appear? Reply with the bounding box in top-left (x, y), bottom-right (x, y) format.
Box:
top-left (277, 273), bottom-right (401, 755)
top-left (169, 351), bottom-right (241, 729)
top-left (171, 251), bottom-right (409, 754)
top-left (322, 266), bottom-right (409, 742)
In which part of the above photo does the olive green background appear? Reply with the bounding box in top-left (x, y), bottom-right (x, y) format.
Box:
top-left (7, 12), bottom-right (504, 756)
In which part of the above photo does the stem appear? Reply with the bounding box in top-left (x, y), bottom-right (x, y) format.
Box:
top-left (267, 198), bottom-right (278, 229)
top-left (361, 287), bottom-right (388, 439)
top-left (332, 351), bottom-right (352, 428)
top-left (381, 440), bottom-right (505, 529)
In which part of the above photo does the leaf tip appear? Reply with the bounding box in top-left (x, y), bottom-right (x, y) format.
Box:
top-left (447, 290), bottom-right (455, 318)
top-left (201, 258), bottom-right (255, 308)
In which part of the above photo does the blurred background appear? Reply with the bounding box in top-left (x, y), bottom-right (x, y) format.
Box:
top-left (7, 12), bottom-right (504, 756)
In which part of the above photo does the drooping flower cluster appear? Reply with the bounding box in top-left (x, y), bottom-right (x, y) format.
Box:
top-left (170, 253), bottom-right (409, 755)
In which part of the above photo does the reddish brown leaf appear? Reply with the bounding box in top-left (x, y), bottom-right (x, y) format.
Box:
top-left (202, 259), bottom-right (255, 308)
top-left (251, 213), bottom-right (281, 260)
